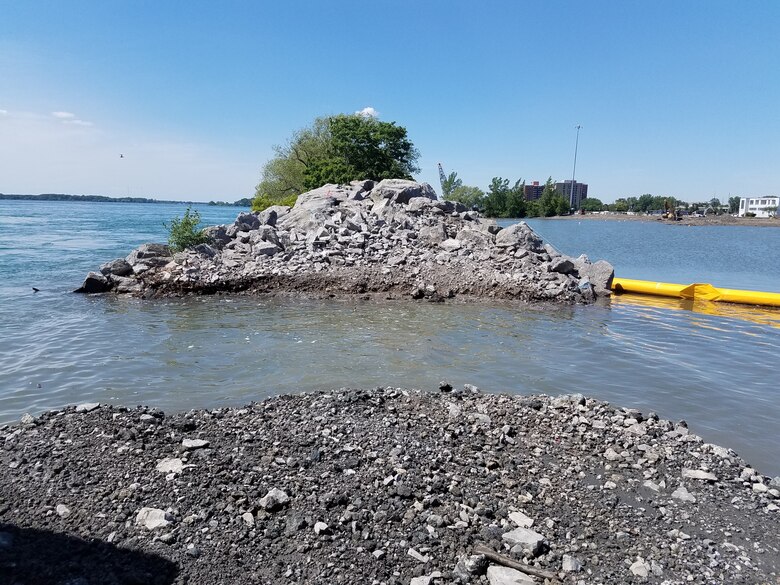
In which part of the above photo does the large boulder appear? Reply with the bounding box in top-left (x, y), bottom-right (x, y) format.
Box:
top-left (574, 256), bottom-right (614, 296)
top-left (456, 228), bottom-right (494, 249)
top-left (125, 244), bottom-right (171, 266)
top-left (369, 179), bottom-right (437, 206)
top-left (494, 222), bottom-right (544, 252)
top-left (75, 272), bottom-right (112, 293)
top-left (235, 212), bottom-right (260, 231)
top-left (202, 225), bottom-right (231, 248)
top-left (99, 258), bottom-right (133, 277)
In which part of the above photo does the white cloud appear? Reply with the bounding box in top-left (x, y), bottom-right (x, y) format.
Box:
top-left (51, 111), bottom-right (75, 119)
top-left (64, 119), bottom-right (93, 127)
top-left (0, 109), bottom-right (7, 116)
top-left (355, 106), bottom-right (379, 118)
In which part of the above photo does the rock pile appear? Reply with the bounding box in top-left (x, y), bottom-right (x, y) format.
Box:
top-left (2, 388), bottom-right (778, 584)
top-left (77, 180), bottom-right (614, 303)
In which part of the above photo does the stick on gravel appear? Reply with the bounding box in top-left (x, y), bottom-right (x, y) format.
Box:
top-left (474, 544), bottom-right (559, 581)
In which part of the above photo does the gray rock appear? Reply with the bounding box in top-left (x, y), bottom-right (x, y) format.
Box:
top-left (508, 511), bottom-right (534, 528)
top-left (259, 487), bottom-right (290, 511)
top-left (575, 258), bottom-right (614, 296)
top-left (75, 402), bottom-right (100, 413)
top-left (235, 211), bottom-right (261, 231)
top-left (550, 257), bottom-right (575, 274)
top-left (439, 238), bottom-right (462, 253)
top-left (562, 554), bottom-right (583, 572)
top-left (314, 521), bottom-right (329, 535)
top-left (125, 243), bottom-right (171, 266)
top-left (671, 486), bottom-right (697, 503)
top-left (682, 468), bottom-right (718, 482)
top-left (256, 208), bottom-right (278, 227)
top-left (202, 225), bottom-right (231, 248)
top-left (418, 224), bottom-right (447, 246)
top-left (155, 457), bottom-right (184, 474)
top-left (455, 227), bottom-right (494, 248)
top-left (253, 242), bottom-right (281, 257)
top-left (369, 179), bottom-right (437, 205)
top-left (486, 565), bottom-right (535, 585)
top-left (193, 243), bottom-right (216, 257)
top-left (629, 558), bottom-right (650, 578)
top-left (56, 504), bottom-right (71, 517)
top-left (494, 222), bottom-right (544, 252)
top-left (135, 507), bottom-right (173, 530)
top-left (407, 547), bottom-right (430, 563)
top-left (100, 258), bottom-right (133, 277)
top-left (181, 438), bottom-right (210, 450)
top-left (20, 413), bottom-right (36, 425)
top-left (501, 527), bottom-right (547, 556)
top-left (76, 272), bottom-right (111, 293)
top-left (241, 512), bottom-right (255, 527)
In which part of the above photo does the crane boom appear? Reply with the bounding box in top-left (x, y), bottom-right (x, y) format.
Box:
top-left (438, 163), bottom-right (447, 195)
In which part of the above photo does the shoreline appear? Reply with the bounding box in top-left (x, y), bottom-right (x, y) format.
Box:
top-left (2, 388), bottom-right (778, 584)
top-left (546, 213), bottom-right (780, 228)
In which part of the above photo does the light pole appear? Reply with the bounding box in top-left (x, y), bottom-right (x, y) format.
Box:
top-left (570, 124), bottom-right (582, 210)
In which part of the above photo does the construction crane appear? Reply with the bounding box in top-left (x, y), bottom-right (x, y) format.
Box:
top-left (438, 162), bottom-right (447, 196)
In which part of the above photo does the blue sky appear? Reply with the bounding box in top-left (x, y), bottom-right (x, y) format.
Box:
top-left (1, 1), bottom-right (778, 203)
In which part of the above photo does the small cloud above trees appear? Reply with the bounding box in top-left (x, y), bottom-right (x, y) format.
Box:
top-left (355, 106), bottom-right (379, 118)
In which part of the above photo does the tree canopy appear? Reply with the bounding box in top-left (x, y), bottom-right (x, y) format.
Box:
top-left (253, 114), bottom-right (420, 210)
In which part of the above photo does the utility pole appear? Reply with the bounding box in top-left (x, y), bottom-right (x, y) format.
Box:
top-left (570, 125), bottom-right (582, 209)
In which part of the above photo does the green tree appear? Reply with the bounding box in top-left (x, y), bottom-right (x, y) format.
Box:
top-left (708, 197), bottom-right (722, 215)
top-left (728, 196), bottom-right (741, 214)
top-left (253, 114), bottom-right (420, 210)
top-left (165, 207), bottom-right (211, 252)
top-left (580, 197), bottom-right (604, 212)
top-left (538, 177), bottom-right (568, 217)
top-left (483, 177), bottom-right (512, 217)
top-left (505, 180), bottom-right (527, 218)
top-left (447, 184), bottom-right (485, 209)
top-left (526, 200), bottom-right (541, 217)
top-left (440, 171), bottom-right (463, 199)
top-left (302, 114), bottom-right (419, 189)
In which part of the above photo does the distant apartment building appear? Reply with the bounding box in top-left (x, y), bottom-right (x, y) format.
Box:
top-left (738, 196), bottom-right (779, 218)
top-left (523, 181), bottom-right (545, 201)
top-left (555, 180), bottom-right (588, 209)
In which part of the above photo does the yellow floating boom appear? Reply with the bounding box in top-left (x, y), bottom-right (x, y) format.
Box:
top-left (611, 278), bottom-right (780, 308)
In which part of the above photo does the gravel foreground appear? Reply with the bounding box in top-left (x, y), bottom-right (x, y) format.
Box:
top-left (1, 388), bottom-right (778, 585)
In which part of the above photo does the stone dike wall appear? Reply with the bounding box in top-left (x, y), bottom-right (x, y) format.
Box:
top-left (77, 179), bottom-right (614, 303)
top-left (1, 388), bottom-right (778, 584)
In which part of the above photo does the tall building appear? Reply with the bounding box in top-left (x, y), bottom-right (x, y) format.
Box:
top-left (523, 181), bottom-right (545, 201)
top-left (555, 180), bottom-right (588, 209)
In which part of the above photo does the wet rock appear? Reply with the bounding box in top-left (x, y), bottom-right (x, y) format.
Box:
top-left (75, 402), bottom-right (100, 413)
top-left (75, 272), bottom-right (111, 293)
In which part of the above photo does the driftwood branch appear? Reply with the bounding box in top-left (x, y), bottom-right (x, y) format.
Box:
top-left (473, 544), bottom-right (558, 581)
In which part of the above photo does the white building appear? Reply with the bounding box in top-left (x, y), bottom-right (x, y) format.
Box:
top-left (738, 196), bottom-right (779, 218)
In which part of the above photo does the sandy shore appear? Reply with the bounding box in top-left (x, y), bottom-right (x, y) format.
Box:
top-left (1, 388), bottom-right (778, 584)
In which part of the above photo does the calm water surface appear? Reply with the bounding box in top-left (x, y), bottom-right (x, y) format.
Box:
top-left (1, 202), bottom-right (778, 475)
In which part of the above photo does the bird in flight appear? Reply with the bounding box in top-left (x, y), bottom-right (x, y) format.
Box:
top-left (120, 154), bottom-right (124, 158)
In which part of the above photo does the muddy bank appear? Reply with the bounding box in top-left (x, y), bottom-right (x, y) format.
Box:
top-left (77, 180), bottom-right (614, 304)
top-left (2, 388), bottom-right (778, 584)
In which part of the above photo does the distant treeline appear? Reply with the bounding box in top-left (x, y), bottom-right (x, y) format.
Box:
top-left (0, 193), bottom-right (251, 206)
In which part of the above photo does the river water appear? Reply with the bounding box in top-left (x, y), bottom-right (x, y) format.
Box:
top-left (1, 201), bottom-right (778, 475)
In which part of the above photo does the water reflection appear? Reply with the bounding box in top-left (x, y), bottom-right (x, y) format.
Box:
top-left (611, 292), bottom-right (780, 329)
